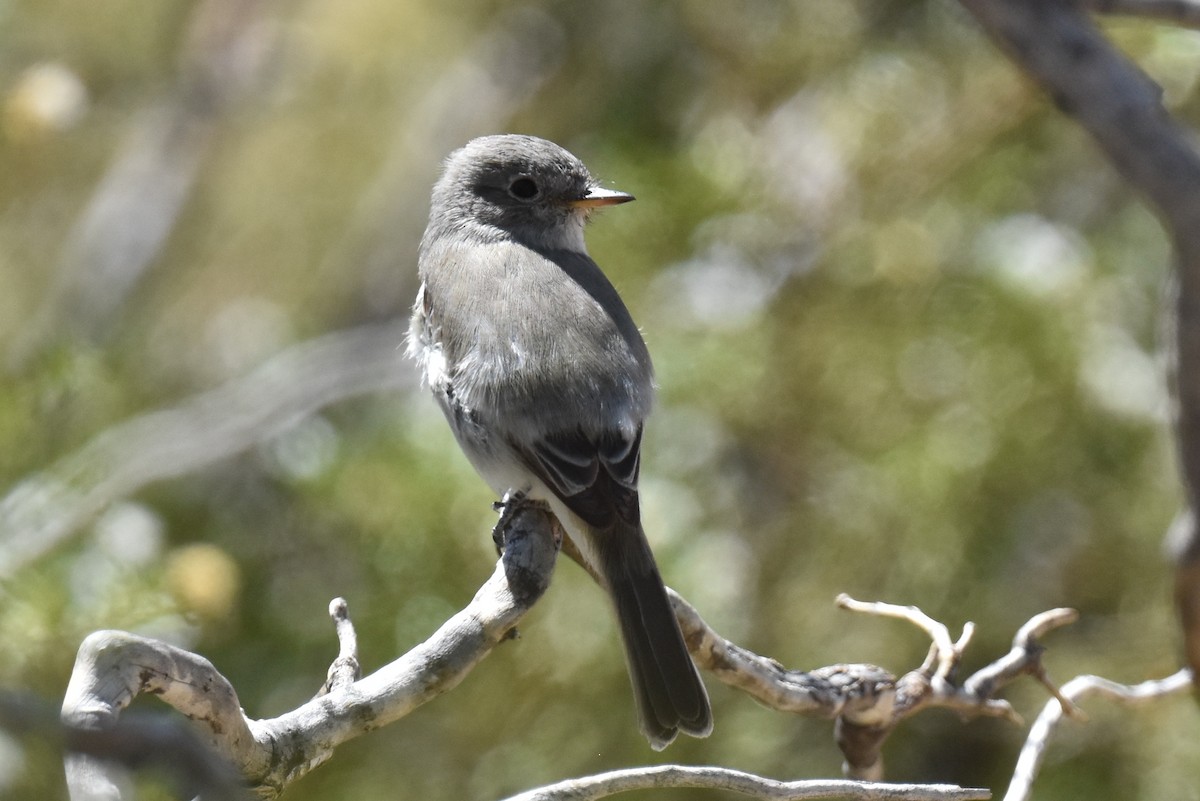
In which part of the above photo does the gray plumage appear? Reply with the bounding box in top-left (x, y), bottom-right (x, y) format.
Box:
top-left (409, 134), bottom-right (712, 749)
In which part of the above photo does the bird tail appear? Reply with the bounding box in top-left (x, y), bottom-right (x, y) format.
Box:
top-left (600, 523), bottom-right (713, 750)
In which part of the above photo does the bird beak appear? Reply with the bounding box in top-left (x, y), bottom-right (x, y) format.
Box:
top-left (569, 186), bottom-right (635, 209)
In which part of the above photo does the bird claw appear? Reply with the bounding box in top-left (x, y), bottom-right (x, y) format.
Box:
top-left (491, 490), bottom-right (528, 554)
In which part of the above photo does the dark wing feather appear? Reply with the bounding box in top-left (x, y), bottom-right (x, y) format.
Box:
top-left (523, 425), bottom-right (643, 531)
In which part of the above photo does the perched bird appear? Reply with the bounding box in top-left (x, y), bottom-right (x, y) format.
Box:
top-left (408, 134), bottom-right (712, 749)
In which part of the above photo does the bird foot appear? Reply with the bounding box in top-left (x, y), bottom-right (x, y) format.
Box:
top-left (491, 490), bottom-right (528, 554)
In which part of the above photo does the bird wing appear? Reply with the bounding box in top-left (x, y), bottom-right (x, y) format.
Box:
top-left (516, 425), bottom-right (643, 532)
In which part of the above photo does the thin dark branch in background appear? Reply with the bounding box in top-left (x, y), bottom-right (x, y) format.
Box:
top-left (0, 692), bottom-right (252, 801)
top-left (0, 319), bottom-right (411, 579)
top-left (0, 7), bottom-right (569, 582)
top-left (321, 6), bottom-right (567, 317)
top-left (958, 0), bottom-right (1200, 686)
top-left (1086, 0), bottom-right (1200, 28)
top-left (9, 0), bottom-right (281, 365)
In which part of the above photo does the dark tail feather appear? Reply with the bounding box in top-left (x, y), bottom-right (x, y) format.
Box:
top-left (604, 526), bottom-right (712, 750)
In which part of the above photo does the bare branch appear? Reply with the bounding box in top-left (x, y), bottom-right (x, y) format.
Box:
top-left (672, 589), bottom-right (896, 722)
top-left (958, 0), bottom-right (1200, 232)
top-left (500, 765), bottom-right (990, 801)
top-left (2, 691), bottom-right (251, 801)
top-left (60, 500), bottom-right (560, 798)
top-left (61, 564), bottom-right (1068, 799)
top-left (962, 608), bottom-right (1082, 719)
top-left (1002, 668), bottom-right (1193, 801)
top-left (61, 631), bottom-right (264, 797)
top-left (959, 0), bottom-right (1200, 688)
top-left (674, 591), bottom-right (1078, 780)
top-left (831, 597), bottom-right (1075, 727)
top-left (836, 596), bottom-right (965, 686)
top-left (56, 486), bottom-right (1089, 801)
top-left (319, 597), bottom-right (361, 696)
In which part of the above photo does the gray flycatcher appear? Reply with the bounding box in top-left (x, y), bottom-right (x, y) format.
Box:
top-left (408, 134), bottom-right (712, 749)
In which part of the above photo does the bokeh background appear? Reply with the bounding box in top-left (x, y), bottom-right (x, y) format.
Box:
top-left (2, 1), bottom-right (1198, 799)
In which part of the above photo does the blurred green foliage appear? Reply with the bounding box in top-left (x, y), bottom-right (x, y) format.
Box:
top-left (1, 0), bottom-right (1197, 799)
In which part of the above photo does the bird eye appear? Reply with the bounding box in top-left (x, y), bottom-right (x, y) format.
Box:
top-left (507, 177), bottom-right (540, 200)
